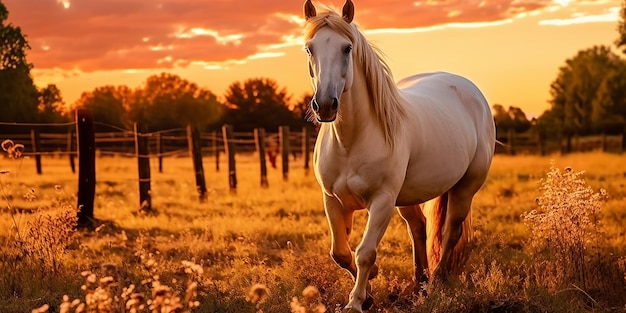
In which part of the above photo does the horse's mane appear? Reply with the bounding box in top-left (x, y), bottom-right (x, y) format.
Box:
top-left (304, 6), bottom-right (407, 147)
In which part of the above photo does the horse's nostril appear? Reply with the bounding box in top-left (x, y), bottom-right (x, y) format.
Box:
top-left (331, 97), bottom-right (339, 111)
top-left (311, 98), bottom-right (320, 112)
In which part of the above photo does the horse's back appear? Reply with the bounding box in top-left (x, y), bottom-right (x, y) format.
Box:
top-left (398, 71), bottom-right (494, 138)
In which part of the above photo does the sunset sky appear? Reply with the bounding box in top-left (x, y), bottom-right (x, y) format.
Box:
top-left (3, 0), bottom-right (622, 117)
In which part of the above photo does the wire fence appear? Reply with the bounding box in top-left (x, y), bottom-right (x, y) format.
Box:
top-left (1, 111), bottom-right (316, 227)
top-left (1, 121), bottom-right (311, 159)
top-left (2, 113), bottom-right (624, 228)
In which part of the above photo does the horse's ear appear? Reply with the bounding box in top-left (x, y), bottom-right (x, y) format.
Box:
top-left (304, 0), bottom-right (316, 20)
top-left (342, 0), bottom-right (354, 23)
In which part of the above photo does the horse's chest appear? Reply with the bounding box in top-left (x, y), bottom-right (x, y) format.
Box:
top-left (315, 152), bottom-right (387, 209)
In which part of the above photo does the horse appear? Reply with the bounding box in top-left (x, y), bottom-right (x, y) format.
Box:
top-left (302, 1), bottom-right (496, 312)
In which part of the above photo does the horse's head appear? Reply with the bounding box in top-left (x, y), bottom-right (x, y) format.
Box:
top-left (303, 0), bottom-right (355, 123)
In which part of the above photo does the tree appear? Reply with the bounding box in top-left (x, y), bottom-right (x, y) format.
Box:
top-left (591, 59), bottom-right (626, 133)
top-left (492, 104), bottom-right (531, 134)
top-left (0, 2), bottom-right (38, 123)
top-left (543, 46), bottom-right (626, 137)
top-left (128, 73), bottom-right (223, 131)
top-left (224, 78), bottom-right (296, 132)
top-left (73, 86), bottom-right (131, 131)
top-left (616, 0), bottom-right (626, 54)
top-left (38, 84), bottom-right (68, 124)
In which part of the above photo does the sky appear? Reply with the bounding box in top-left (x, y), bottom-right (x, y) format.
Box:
top-left (3, 0), bottom-right (623, 117)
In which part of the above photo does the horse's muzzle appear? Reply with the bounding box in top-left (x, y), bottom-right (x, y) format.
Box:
top-left (312, 97), bottom-right (338, 122)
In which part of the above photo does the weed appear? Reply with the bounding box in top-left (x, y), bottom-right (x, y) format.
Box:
top-left (522, 163), bottom-right (626, 304)
top-left (289, 286), bottom-right (327, 313)
top-left (23, 205), bottom-right (78, 274)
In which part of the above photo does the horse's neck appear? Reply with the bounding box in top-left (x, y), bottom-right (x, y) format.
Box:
top-left (328, 66), bottom-right (378, 148)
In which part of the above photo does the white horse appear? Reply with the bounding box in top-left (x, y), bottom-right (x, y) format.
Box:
top-left (303, 1), bottom-right (495, 312)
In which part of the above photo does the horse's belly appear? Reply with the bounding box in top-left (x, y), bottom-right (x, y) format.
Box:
top-left (395, 182), bottom-right (444, 206)
top-left (395, 166), bottom-right (466, 206)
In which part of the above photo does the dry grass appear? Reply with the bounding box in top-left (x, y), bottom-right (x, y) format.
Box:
top-left (0, 149), bottom-right (625, 312)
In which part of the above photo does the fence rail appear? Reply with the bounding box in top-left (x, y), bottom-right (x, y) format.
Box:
top-left (495, 129), bottom-right (626, 155)
top-left (6, 126), bottom-right (625, 158)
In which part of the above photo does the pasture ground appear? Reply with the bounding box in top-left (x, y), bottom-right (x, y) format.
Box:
top-left (1, 152), bottom-right (625, 312)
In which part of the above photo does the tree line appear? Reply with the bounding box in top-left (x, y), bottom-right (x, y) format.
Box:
top-left (1, 0), bottom-right (626, 141)
top-left (67, 74), bottom-right (312, 133)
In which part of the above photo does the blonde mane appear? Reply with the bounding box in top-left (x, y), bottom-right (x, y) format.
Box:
top-left (304, 6), bottom-right (407, 147)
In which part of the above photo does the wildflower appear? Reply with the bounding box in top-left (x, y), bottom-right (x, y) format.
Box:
top-left (247, 283), bottom-right (269, 305)
top-left (1, 139), bottom-right (12, 151)
top-left (302, 286), bottom-right (320, 300)
top-left (31, 304), bottom-right (49, 313)
top-left (99, 276), bottom-right (115, 288)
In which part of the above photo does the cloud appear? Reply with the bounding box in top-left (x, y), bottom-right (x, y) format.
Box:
top-left (2, 0), bottom-right (615, 73)
top-left (539, 6), bottom-right (620, 25)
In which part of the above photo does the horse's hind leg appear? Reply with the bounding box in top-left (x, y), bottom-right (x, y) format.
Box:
top-left (434, 160), bottom-right (490, 279)
top-left (397, 205), bottom-right (428, 288)
top-left (434, 190), bottom-right (471, 279)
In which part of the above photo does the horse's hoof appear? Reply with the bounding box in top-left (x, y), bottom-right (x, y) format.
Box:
top-left (361, 292), bottom-right (374, 311)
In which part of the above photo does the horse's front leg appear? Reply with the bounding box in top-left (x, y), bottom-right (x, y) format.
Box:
top-left (344, 193), bottom-right (395, 313)
top-left (323, 195), bottom-right (357, 275)
top-left (324, 194), bottom-right (380, 277)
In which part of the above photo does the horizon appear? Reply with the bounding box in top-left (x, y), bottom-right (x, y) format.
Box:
top-left (3, 0), bottom-right (623, 117)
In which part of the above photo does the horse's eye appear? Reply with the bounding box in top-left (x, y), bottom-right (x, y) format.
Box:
top-left (344, 45), bottom-right (353, 54)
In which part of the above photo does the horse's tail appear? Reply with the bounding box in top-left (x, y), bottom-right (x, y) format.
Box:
top-left (424, 192), bottom-right (473, 275)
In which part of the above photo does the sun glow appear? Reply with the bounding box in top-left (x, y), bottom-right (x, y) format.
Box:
top-left (553, 0), bottom-right (572, 7)
top-left (57, 0), bottom-right (70, 9)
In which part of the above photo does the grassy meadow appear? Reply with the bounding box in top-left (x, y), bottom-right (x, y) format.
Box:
top-left (1, 150), bottom-right (625, 312)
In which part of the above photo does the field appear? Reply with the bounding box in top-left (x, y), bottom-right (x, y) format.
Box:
top-left (1, 151), bottom-right (625, 312)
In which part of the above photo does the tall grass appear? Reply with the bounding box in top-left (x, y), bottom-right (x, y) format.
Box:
top-left (0, 150), bottom-right (624, 312)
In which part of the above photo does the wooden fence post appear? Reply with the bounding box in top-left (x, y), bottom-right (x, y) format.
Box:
top-left (279, 126), bottom-right (290, 180)
top-left (507, 128), bottom-right (516, 156)
top-left (254, 128), bottom-right (269, 188)
top-left (302, 127), bottom-right (311, 174)
top-left (563, 134), bottom-right (572, 154)
top-left (536, 130), bottom-right (545, 156)
top-left (76, 109), bottom-right (96, 228)
top-left (213, 131), bottom-right (220, 171)
top-left (67, 130), bottom-right (76, 173)
top-left (222, 125), bottom-right (237, 192)
top-left (157, 131), bottom-right (163, 173)
top-left (187, 125), bottom-right (207, 201)
top-left (134, 123), bottom-right (152, 212)
top-left (30, 129), bottom-right (42, 175)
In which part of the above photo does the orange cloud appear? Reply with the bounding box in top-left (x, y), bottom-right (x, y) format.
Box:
top-left (2, 0), bottom-right (609, 72)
